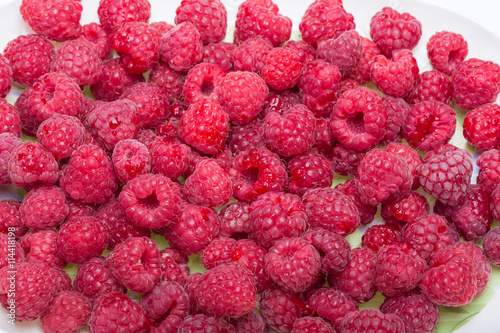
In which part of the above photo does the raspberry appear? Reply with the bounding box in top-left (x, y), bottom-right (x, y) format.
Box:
top-left (3, 34), bottom-right (55, 87)
top-left (330, 86), bottom-right (387, 151)
top-left (15, 87), bottom-right (39, 136)
top-left (370, 7), bottom-right (422, 57)
top-left (380, 97), bottom-right (409, 144)
top-left (8, 141), bottom-right (59, 189)
top-left (261, 48), bottom-right (302, 90)
top-left (483, 226), bottom-right (500, 267)
top-left (317, 30), bottom-right (363, 77)
top-left (160, 251), bottom-right (190, 285)
top-left (111, 139), bottom-right (151, 184)
top-left (37, 114), bottom-right (85, 160)
top-left (305, 287), bottom-right (358, 328)
top-left (216, 70), bottom-right (268, 124)
top-left (303, 227), bottom-right (350, 275)
top-left (328, 247), bottom-right (377, 303)
top-left (165, 202), bottom-right (220, 255)
top-left (59, 144), bottom-right (118, 204)
top-left (0, 199), bottom-right (27, 238)
top-left (51, 268), bottom-right (73, 295)
top-left (149, 137), bottom-right (192, 180)
top-left (175, 0), bottom-right (227, 44)
top-left (381, 191), bottom-right (429, 229)
top-left (334, 179), bottom-right (377, 225)
top-left (362, 224), bottom-right (402, 252)
top-left (427, 31), bottom-right (468, 76)
top-left (299, 1), bottom-right (355, 48)
top-left (454, 241), bottom-right (491, 296)
top-left (339, 309), bottom-right (405, 333)
top-left (0, 99), bottom-right (21, 138)
top-left (298, 59), bottom-right (342, 117)
top-left (141, 280), bottom-right (189, 331)
top-left (89, 292), bottom-right (151, 332)
top-left (160, 21), bottom-right (203, 72)
top-left (0, 233), bottom-right (24, 270)
top-left (371, 49), bottom-right (419, 98)
top-left (291, 316), bottom-right (335, 333)
top-left (122, 82), bottom-right (170, 129)
top-left (81, 97), bottom-right (106, 124)
top-left (0, 55), bottom-right (12, 98)
top-left (284, 40), bottom-right (316, 64)
top-left (463, 103), bottom-right (500, 151)
top-left (477, 149), bottom-right (500, 193)
top-left (452, 58), bottom-right (500, 111)
top-left (385, 142), bottom-right (422, 190)
top-left (149, 61), bottom-right (185, 102)
top-left (77, 22), bottom-right (110, 60)
top-left (314, 117), bottom-right (336, 155)
top-left (287, 150), bottom-right (333, 196)
top-left (234, 0), bottom-right (292, 47)
top-left (97, 0), bottom-right (151, 33)
top-left (330, 144), bottom-right (364, 176)
top-left (402, 214), bottom-right (460, 262)
top-left (178, 314), bottom-right (235, 333)
top-left (183, 63), bottom-right (226, 105)
top-left (66, 199), bottom-right (96, 220)
top-left (202, 42), bottom-right (235, 72)
top-left (19, 185), bottom-right (68, 230)
top-left (40, 291), bottom-right (91, 333)
top-left (350, 36), bottom-right (381, 83)
top-left (178, 99), bottom-right (229, 155)
top-left (417, 144), bottom-right (473, 206)
top-left (233, 37), bottom-right (273, 73)
top-left (259, 285), bottom-right (306, 333)
top-left (232, 312), bottom-right (267, 333)
top-left (227, 120), bottom-right (265, 156)
top-left (20, 0), bottom-right (82, 42)
top-left (219, 202), bottom-right (252, 239)
top-left (405, 70), bottom-right (452, 106)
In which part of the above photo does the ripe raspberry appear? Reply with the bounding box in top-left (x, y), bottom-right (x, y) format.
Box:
top-left (284, 40), bottom-right (316, 64)
top-left (20, 0), bottom-right (82, 42)
top-left (178, 314), bottom-right (235, 333)
top-left (37, 114), bottom-right (85, 160)
top-left (385, 142), bottom-right (422, 190)
top-left (329, 144), bottom-right (364, 176)
top-left (379, 97), bottom-right (408, 144)
top-left (483, 226), bottom-right (500, 267)
top-left (8, 141), bottom-right (59, 189)
top-left (362, 224), bottom-right (402, 253)
top-left (328, 247), bottom-right (377, 303)
top-left (234, 0), bottom-right (292, 47)
top-left (66, 198), bottom-right (96, 220)
top-left (51, 268), bottom-right (72, 295)
top-left (59, 144), bottom-right (118, 204)
top-left (232, 312), bottom-right (267, 333)
top-left (233, 37), bottom-right (273, 73)
top-left (89, 292), bottom-right (151, 332)
top-left (427, 31), bottom-right (468, 76)
top-left (463, 103), bottom-right (500, 151)
top-left (299, 1), bottom-right (355, 48)
top-left (183, 63), bottom-right (226, 105)
top-left (121, 82), bottom-right (169, 128)
top-left (452, 58), bottom-right (500, 111)
top-left (477, 149), bottom-right (500, 193)
top-left (178, 99), bottom-right (229, 155)
top-left (330, 86), bottom-right (387, 151)
top-left (0, 55), bottom-right (12, 99)
top-left (40, 291), bottom-right (91, 333)
top-left (350, 36), bottom-right (381, 83)
top-left (149, 137), bottom-right (191, 180)
top-left (453, 241), bottom-right (492, 296)
top-left (303, 227), bottom-right (350, 275)
top-left (0, 99), bottom-right (20, 138)
top-left (219, 202), bottom-right (252, 238)
top-left (76, 22), bottom-right (110, 60)
top-left (175, 0), bottom-right (227, 44)
top-left (287, 150), bottom-right (333, 196)
top-left (298, 59), bottom-right (342, 117)
top-left (371, 49), bottom-right (419, 98)
top-left (14, 87), bottom-right (38, 136)
top-left (3, 34), bottom-right (55, 87)
top-left (340, 309), bottom-right (405, 333)
top-left (227, 119), bottom-right (265, 155)
top-left (381, 192), bottom-right (429, 229)
top-left (292, 317), bottom-right (335, 333)
top-left (305, 287), bottom-right (358, 328)
top-left (261, 48), bottom-right (302, 90)
top-left (97, 0), bottom-right (151, 33)
top-left (160, 22), bottom-right (203, 72)
top-left (111, 139), bottom-right (150, 184)
top-left (149, 61), bottom-right (185, 102)
top-left (160, 251), bottom-right (190, 285)
top-left (216, 71), bottom-right (268, 124)
top-left (334, 179), bottom-right (377, 225)
top-left (202, 42), bottom-right (235, 72)
top-left (19, 185), bottom-right (68, 230)
top-left (0, 199), bottom-right (27, 238)
top-left (259, 285), bottom-right (306, 333)
top-left (317, 30), bottom-right (363, 77)
top-left (417, 144), bottom-right (473, 206)
top-left (402, 214), bottom-right (460, 262)
top-left (405, 70), bottom-right (452, 106)
top-left (314, 117), bottom-right (336, 155)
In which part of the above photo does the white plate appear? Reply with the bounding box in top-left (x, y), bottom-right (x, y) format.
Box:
top-left (0, 0), bottom-right (500, 332)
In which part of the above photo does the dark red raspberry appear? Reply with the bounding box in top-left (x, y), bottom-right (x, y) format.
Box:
top-left (178, 99), bottom-right (229, 155)
top-left (299, 1), bottom-right (355, 48)
top-left (227, 119), bottom-right (266, 156)
top-left (317, 30), bottom-right (363, 77)
top-left (8, 141), bottom-right (59, 189)
top-left (483, 226), bottom-right (500, 267)
top-left (0, 55), bottom-right (12, 98)
top-left (463, 103), bottom-right (500, 151)
top-left (183, 63), bottom-right (226, 105)
top-left (219, 202), bottom-right (252, 239)
top-left (0, 233), bottom-right (24, 270)
top-left (233, 37), bottom-right (273, 73)
top-left (175, 0), bottom-right (227, 44)
top-left (340, 309), bottom-right (405, 333)
top-left (427, 31), bottom-right (468, 76)
top-left (292, 317), bottom-right (335, 333)
top-left (314, 117), bottom-right (336, 155)
top-left (178, 314), bottom-right (235, 333)
top-left (334, 179), bottom-right (376, 225)
top-left (370, 7), bottom-right (422, 57)
top-left (330, 86), bottom-right (387, 151)
top-left (260, 285), bottom-right (306, 333)
top-left (287, 150), bottom-right (333, 196)
top-left (452, 58), bottom-right (500, 111)
top-left (371, 49), bottom-right (419, 98)
top-left (160, 22), bottom-right (203, 72)
top-left (0, 99), bottom-right (21, 138)
top-left (298, 59), bottom-right (342, 117)
top-left (261, 48), bottom-right (302, 90)
top-left (350, 36), bottom-right (381, 83)
top-left (37, 114), bottom-right (85, 160)
top-left (111, 139), bottom-right (151, 184)
top-left (122, 82), bottom-right (169, 128)
top-left (385, 142), bottom-right (422, 190)
top-left (232, 312), bottom-right (267, 333)
top-left (417, 144), bottom-right (472, 206)
top-left (0, 199), bottom-right (27, 238)
top-left (19, 185), bottom-right (68, 230)
top-left (150, 137), bottom-right (192, 180)
top-left (402, 214), bottom-right (460, 262)
top-left (284, 40), bottom-right (316, 64)
top-left (477, 149), bottom-right (500, 193)
top-left (328, 247), bottom-right (377, 303)
top-left (381, 191), bottom-right (429, 228)
top-left (89, 292), bottom-right (151, 332)
top-left (305, 287), bottom-right (358, 328)
top-left (59, 144), bottom-right (118, 204)
top-left (202, 42), bottom-right (235, 72)
top-left (234, 0), bottom-right (292, 47)
top-left (303, 227), bottom-right (350, 274)
top-left (41, 291), bottom-right (91, 333)
top-left (362, 224), bottom-right (402, 252)
top-left (3, 34), bottom-right (55, 87)
top-left (329, 144), bottom-right (364, 176)
top-left (149, 61), bottom-right (185, 102)
top-left (20, 0), bottom-right (82, 42)
top-left (98, 0), bottom-right (151, 32)
top-left (405, 70), bottom-right (452, 106)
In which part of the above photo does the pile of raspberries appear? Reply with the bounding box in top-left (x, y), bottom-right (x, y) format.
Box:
top-left (1, 0), bottom-right (500, 332)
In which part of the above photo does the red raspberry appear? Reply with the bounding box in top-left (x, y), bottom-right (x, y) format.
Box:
top-left (37, 114), bottom-right (85, 160)
top-left (0, 55), bottom-right (12, 98)
top-left (261, 91), bottom-right (302, 119)
top-left (77, 22), bottom-right (110, 60)
top-left (81, 97), bottom-right (107, 124)
top-left (317, 30), bottom-right (363, 77)
top-left (219, 202), bottom-right (252, 238)
top-left (452, 58), bottom-right (500, 111)
top-left (111, 139), bottom-right (151, 184)
top-left (234, 0), bottom-right (292, 47)
top-left (233, 37), bottom-right (273, 73)
top-left (97, 0), bottom-right (151, 33)
top-left (379, 97), bottom-right (409, 144)
top-left (216, 71), bottom-right (268, 124)
top-left (334, 179), bottom-right (377, 225)
top-left (15, 87), bottom-right (39, 136)
top-left (259, 285), bottom-right (306, 333)
top-left (330, 86), bottom-right (387, 151)
top-left (454, 241), bottom-right (492, 296)
top-left (165, 203), bottom-right (220, 255)
top-left (8, 141), bottom-right (59, 189)
top-left (463, 103), bottom-right (500, 151)
top-left (19, 185), bottom-right (68, 230)
top-left (477, 149), bottom-right (500, 192)
top-left (417, 144), bottom-right (472, 206)
top-left (183, 63), bottom-right (226, 105)
top-left (0, 99), bottom-right (21, 138)
top-left (0, 199), bottom-right (27, 238)
top-left (202, 42), bottom-right (235, 72)
top-left (175, 0), bottom-right (227, 44)
top-left (350, 36), bottom-right (381, 84)
top-left (340, 309), bottom-right (405, 333)
top-left (371, 49), bottom-right (419, 98)
top-left (314, 117), bottom-right (336, 155)
top-left (303, 227), bottom-right (350, 274)
top-left (66, 199), bottom-right (96, 220)
top-left (385, 142), bottom-right (422, 190)
top-left (51, 267), bottom-right (73, 295)
top-left (184, 273), bottom-right (203, 314)
top-left (178, 314), bottom-right (235, 332)
top-left (298, 59), bottom-right (342, 117)
top-left (89, 292), bottom-right (151, 332)
top-left (3, 34), bottom-right (55, 87)
top-left (232, 312), bottom-right (267, 333)
top-left (284, 40), bottom-right (316, 64)
top-left (329, 144), bottom-right (364, 176)
top-left (150, 137), bottom-right (192, 180)
top-left (0, 233), bottom-right (24, 270)
top-left (299, 1), bottom-right (355, 48)
top-left (381, 191), bottom-right (429, 228)
top-left (41, 291), bottom-right (91, 333)
top-left (178, 99), bottom-right (229, 155)
top-left (362, 224), bottom-right (402, 252)
top-left (160, 251), bottom-right (190, 285)
top-left (121, 82), bottom-right (170, 128)
top-left (328, 247), bottom-right (377, 303)
top-left (305, 287), bottom-right (358, 328)
top-left (405, 70), bottom-right (452, 106)
top-left (370, 7), bottom-right (422, 57)
top-left (20, 0), bottom-right (82, 42)
top-left (227, 119), bottom-right (265, 156)
top-left (149, 61), bottom-right (185, 102)
top-left (292, 317), bottom-right (335, 333)
top-left (163, 248), bottom-right (189, 265)
top-left (261, 48), bottom-right (302, 90)
top-left (483, 226), bottom-right (500, 267)
top-left (287, 150), bottom-right (333, 196)
top-left (427, 31), bottom-right (468, 76)
top-left (59, 144), bottom-right (118, 204)
top-left (402, 214), bottom-right (460, 262)
top-left (339, 77), bottom-right (362, 95)
top-left (160, 22), bottom-right (203, 72)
